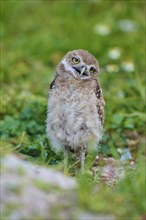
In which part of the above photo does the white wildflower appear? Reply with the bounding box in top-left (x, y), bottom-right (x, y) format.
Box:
top-left (121, 61), bottom-right (135, 72)
top-left (106, 64), bottom-right (119, 73)
top-left (108, 48), bottom-right (121, 59)
top-left (118, 19), bottom-right (137, 32)
top-left (117, 91), bottom-right (125, 98)
top-left (94, 24), bottom-right (111, 36)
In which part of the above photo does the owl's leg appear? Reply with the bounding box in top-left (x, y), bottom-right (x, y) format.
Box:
top-left (80, 146), bottom-right (86, 174)
top-left (64, 146), bottom-right (69, 174)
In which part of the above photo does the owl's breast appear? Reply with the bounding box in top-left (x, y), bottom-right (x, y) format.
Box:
top-left (46, 83), bottom-right (103, 151)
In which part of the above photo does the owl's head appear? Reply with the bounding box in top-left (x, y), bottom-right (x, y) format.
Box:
top-left (57, 49), bottom-right (99, 80)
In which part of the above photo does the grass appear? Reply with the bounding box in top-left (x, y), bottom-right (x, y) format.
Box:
top-left (77, 150), bottom-right (145, 219)
top-left (0, 0), bottom-right (145, 219)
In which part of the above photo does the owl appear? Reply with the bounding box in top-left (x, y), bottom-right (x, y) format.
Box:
top-left (46, 49), bottom-right (105, 173)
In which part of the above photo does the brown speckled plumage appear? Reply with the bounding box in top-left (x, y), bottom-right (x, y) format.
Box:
top-left (95, 79), bottom-right (105, 125)
top-left (46, 49), bottom-right (105, 173)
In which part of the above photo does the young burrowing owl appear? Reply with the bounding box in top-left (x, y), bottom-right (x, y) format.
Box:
top-left (46, 49), bottom-right (105, 173)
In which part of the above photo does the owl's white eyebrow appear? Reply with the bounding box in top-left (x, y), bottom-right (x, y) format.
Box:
top-left (62, 58), bottom-right (75, 73)
top-left (72, 55), bottom-right (84, 62)
top-left (72, 55), bottom-right (80, 59)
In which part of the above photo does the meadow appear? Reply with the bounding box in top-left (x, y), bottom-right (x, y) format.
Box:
top-left (1, 1), bottom-right (145, 219)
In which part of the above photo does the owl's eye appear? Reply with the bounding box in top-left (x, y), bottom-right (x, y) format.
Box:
top-left (89, 67), bottom-right (95, 73)
top-left (72, 57), bottom-right (80, 64)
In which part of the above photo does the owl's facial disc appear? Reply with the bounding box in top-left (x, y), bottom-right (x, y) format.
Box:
top-left (61, 52), bottom-right (98, 80)
top-left (71, 55), bottom-right (97, 79)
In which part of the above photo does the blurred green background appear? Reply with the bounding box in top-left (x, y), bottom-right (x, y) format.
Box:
top-left (0, 0), bottom-right (145, 219)
top-left (1, 0), bottom-right (145, 156)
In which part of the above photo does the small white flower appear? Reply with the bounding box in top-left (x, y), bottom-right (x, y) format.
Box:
top-left (108, 48), bottom-right (121, 59)
top-left (94, 24), bottom-right (111, 36)
top-left (117, 91), bottom-right (125, 98)
top-left (120, 148), bottom-right (132, 161)
top-left (118, 19), bottom-right (137, 32)
top-left (121, 61), bottom-right (135, 72)
top-left (106, 64), bottom-right (119, 73)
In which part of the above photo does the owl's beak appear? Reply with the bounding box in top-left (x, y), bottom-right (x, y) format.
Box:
top-left (73, 65), bottom-right (87, 76)
top-left (80, 65), bottom-right (87, 75)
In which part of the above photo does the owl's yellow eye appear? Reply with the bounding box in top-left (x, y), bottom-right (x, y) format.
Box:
top-left (72, 57), bottom-right (80, 64)
top-left (89, 67), bottom-right (95, 73)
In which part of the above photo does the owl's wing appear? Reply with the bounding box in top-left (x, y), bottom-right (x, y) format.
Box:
top-left (50, 78), bottom-right (56, 89)
top-left (95, 80), bottom-right (105, 125)
top-left (50, 74), bottom-right (58, 89)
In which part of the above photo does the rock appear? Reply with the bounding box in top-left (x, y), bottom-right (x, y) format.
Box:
top-left (1, 154), bottom-right (116, 220)
top-left (78, 212), bottom-right (116, 220)
top-left (1, 154), bottom-right (77, 219)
